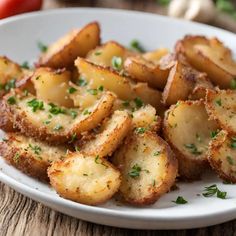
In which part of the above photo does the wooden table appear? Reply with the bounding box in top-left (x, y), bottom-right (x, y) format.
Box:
top-left (1, 1), bottom-right (236, 235)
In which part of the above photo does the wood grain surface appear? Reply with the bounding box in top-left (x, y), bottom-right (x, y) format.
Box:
top-left (1, 0), bottom-right (236, 235)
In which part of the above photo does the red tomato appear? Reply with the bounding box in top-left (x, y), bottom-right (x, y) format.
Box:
top-left (0, 0), bottom-right (43, 19)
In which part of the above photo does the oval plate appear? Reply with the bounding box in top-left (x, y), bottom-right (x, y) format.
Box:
top-left (0, 8), bottom-right (236, 230)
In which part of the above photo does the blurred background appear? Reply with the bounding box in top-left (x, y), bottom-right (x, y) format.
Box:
top-left (0, 0), bottom-right (236, 32)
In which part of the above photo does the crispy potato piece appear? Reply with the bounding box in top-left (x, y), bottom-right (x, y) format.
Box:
top-left (86, 41), bottom-right (133, 67)
top-left (162, 61), bottom-right (212, 105)
top-left (132, 82), bottom-right (164, 112)
top-left (208, 130), bottom-right (236, 183)
top-left (175, 35), bottom-right (236, 89)
top-left (75, 58), bottom-right (135, 100)
top-left (0, 133), bottom-right (67, 181)
top-left (143, 48), bottom-right (169, 62)
top-left (124, 56), bottom-right (169, 89)
top-left (206, 89), bottom-right (236, 134)
top-left (163, 100), bottom-right (218, 180)
top-left (0, 56), bottom-right (23, 97)
top-left (132, 104), bottom-right (161, 132)
top-left (38, 22), bottom-right (100, 69)
top-left (48, 153), bottom-right (121, 205)
top-left (112, 131), bottom-right (178, 205)
top-left (79, 110), bottom-right (131, 157)
top-left (3, 91), bottom-right (115, 143)
top-left (0, 98), bottom-right (15, 132)
top-left (31, 67), bottom-right (73, 107)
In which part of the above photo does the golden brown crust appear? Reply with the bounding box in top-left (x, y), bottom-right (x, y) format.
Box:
top-left (38, 22), bottom-right (101, 69)
top-left (0, 99), bottom-right (15, 132)
top-left (163, 100), bottom-right (218, 180)
top-left (0, 133), bottom-right (66, 181)
top-left (112, 131), bottom-right (178, 205)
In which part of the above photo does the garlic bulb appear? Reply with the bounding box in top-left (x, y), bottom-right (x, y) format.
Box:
top-left (168, 0), bottom-right (216, 23)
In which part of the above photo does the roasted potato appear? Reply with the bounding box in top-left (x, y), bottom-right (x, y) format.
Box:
top-left (206, 89), bottom-right (236, 134)
top-left (208, 130), bottom-right (236, 183)
top-left (175, 35), bottom-right (236, 89)
top-left (163, 100), bottom-right (218, 180)
top-left (112, 131), bottom-right (178, 205)
top-left (132, 104), bottom-right (161, 132)
top-left (2, 90), bottom-right (115, 143)
top-left (79, 110), bottom-right (132, 157)
top-left (38, 22), bottom-right (100, 69)
top-left (124, 56), bottom-right (169, 89)
top-left (86, 41), bottom-right (133, 67)
top-left (31, 67), bottom-right (73, 107)
top-left (0, 56), bottom-right (23, 97)
top-left (143, 48), bottom-right (169, 62)
top-left (48, 153), bottom-right (121, 205)
top-left (0, 99), bottom-right (15, 132)
top-left (0, 133), bottom-right (67, 181)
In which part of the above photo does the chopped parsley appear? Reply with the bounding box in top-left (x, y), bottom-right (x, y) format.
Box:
top-left (154, 151), bottom-right (161, 156)
top-left (69, 133), bottom-right (77, 143)
top-left (202, 184), bottom-right (227, 199)
top-left (49, 103), bottom-right (66, 115)
top-left (94, 51), bottom-right (102, 56)
top-left (98, 85), bottom-right (104, 92)
top-left (211, 130), bottom-right (220, 139)
top-left (129, 40), bottom-right (145, 53)
top-left (53, 124), bottom-right (63, 131)
top-left (21, 61), bottom-right (30, 69)
top-left (83, 109), bottom-right (91, 115)
top-left (68, 87), bottom-right (77, 94)
top-left (76, 77), bottom-right (88, 87)
top-left (230, 137), bottom-right (236, 149)
top-left (122, 100), bottom-right (130, 107)
top-left (135, 127), bottom-right (146, 134)
top-left (230, 78), bottom-right (236, 90)
top-left (216, 0), bottom-right (236, 19)
top-left (87, 89), bottom-right (98, 95)
top-left (172, 196), bottom-right (188, 204)
top-left (37, 41), bottom-right (48, 52)
top-left (156, 0), bottom-right (171, 6)
top-left (13, 153), bottom-right (20, 164)
top-left (134, 97), bottom-right (143, 108)
top-left (226, 155), bottom-right (234, 165)
top-left (184, 143), bottom-right (202, 155)
top-left (75, 146), bottom-right (80, 152)
top-left (7, 96), bottom-right (16, 105)
top-left (43, 120), bottom-right (51, 125)
top-left (28, 144), bottom-right (42, 155)
top-left (111, 56), bottom-right (123, 71)
top-left (215, 99), bottom-right (222, 106)
top-left (4, 78), bottom-right (16, 92)
top-left (27, 99), bottom-right (44, 112)
top-left (70, 110), bottom-right (78, 119)
top-left (128, 164), bottom-right (142, 178)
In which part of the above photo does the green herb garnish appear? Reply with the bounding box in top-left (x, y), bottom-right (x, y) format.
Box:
top-left (21, 61), bottom-right (30, 69)
top-left (83, 109), bottom-right (91, 115)
top-left (48, 103), bottom-right (66, 115)
top-left (111, 56), bottom-right (123, 71)
top-left (28, 144), bottom-right (42, 155)
top-left (53, 124), bottom-right (63, 131)
top-left (215, 99), bottom-right (222, 106)
top-left (70, 110), bottom-right (78, 119)
top-left (68, 87), bottom-right (77, 94)
top-left (7, 96), bottom-right (16, 105)
top-left (129, 40), bottom-right (145, 53)
top-left (128, 164), bottom-right (142, 178)
top-left (184, 143), bottom-right (202, 155)
top-left (172, 196), bottom-right (188, 204)
top-left (37, 41), bottom-right (48, 52)
top-left (134, 97), bottom-right (143, 108)
top-left (76, 77), bottom-right (88, 87)
top-left (135, 127), bottom-right (146, 134)
top-left (202, 184), bottom-right (227, 199)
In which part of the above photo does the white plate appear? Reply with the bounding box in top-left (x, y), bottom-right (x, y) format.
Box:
top-left (0, 8), bottom-right (236, 230)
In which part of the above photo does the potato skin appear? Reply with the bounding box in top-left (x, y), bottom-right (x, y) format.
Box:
top-left (0, 133), bottom-right (66, 181)
top-left (0, 98), bottom-right (15, 132)
top-left (175, 35), bottom-right (236, 89)
top-left (113, 131), bottom-right (178, 205)
top-left (163, 100), bottom-right (218, 180)
top-left (208, 130), bottom-right (236, 183)
top-left (48, 153), bottom-right (121, 205)
top-left (38, 22), bottom-right (100, 69)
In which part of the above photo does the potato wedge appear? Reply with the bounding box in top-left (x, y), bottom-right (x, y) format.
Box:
top-left (0, 133), bottom-right (67, 181)
top-left (112, 131), bottom-right (177, 205)
top-left (79, 110), bottom-right (131, 157)
top-left (0, 56), bottom-right (23, 97)
top-left (3, 90), bottom-right (115, 143)
top-left (86, 41), bottom-right (133, 67)
top-left (124, 56), bottom-right (169, 89)
top-left (38, 22), bottom-right (100, 69)
top-left (163, 100), bottom-right (218, 180)
top-left (31, 67), bottom-right (73, 107)
top-left (208, 130), bottom-right (236, 183)
top-left (48, 153), bottom-right (121, 205)
top-left (206, 89), bottom-right (236, 134)
top-left (175, 35), bottom-right (236, 89)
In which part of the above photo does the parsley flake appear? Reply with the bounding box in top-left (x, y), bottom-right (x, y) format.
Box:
top-left (184, 143), bottom-right (202, 155)
top-left (37, 41), bottom-right (48, 52)
top-left (128, 164), bottom-right (142, 178)
top-left (68, 87), bottom-right (77, 94)
top-left (111, 56), bottom-right (123, 71)
top-left (172, 196), bottom-right (188, 204)
top-left (129, 40), bottom-right (145, 53)
top-left (7, 96), bottom-right (16, 105)
top-left (27, 99), bottom-right (44, 112)
top-left (202, 184), bottom-right (227, 199)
